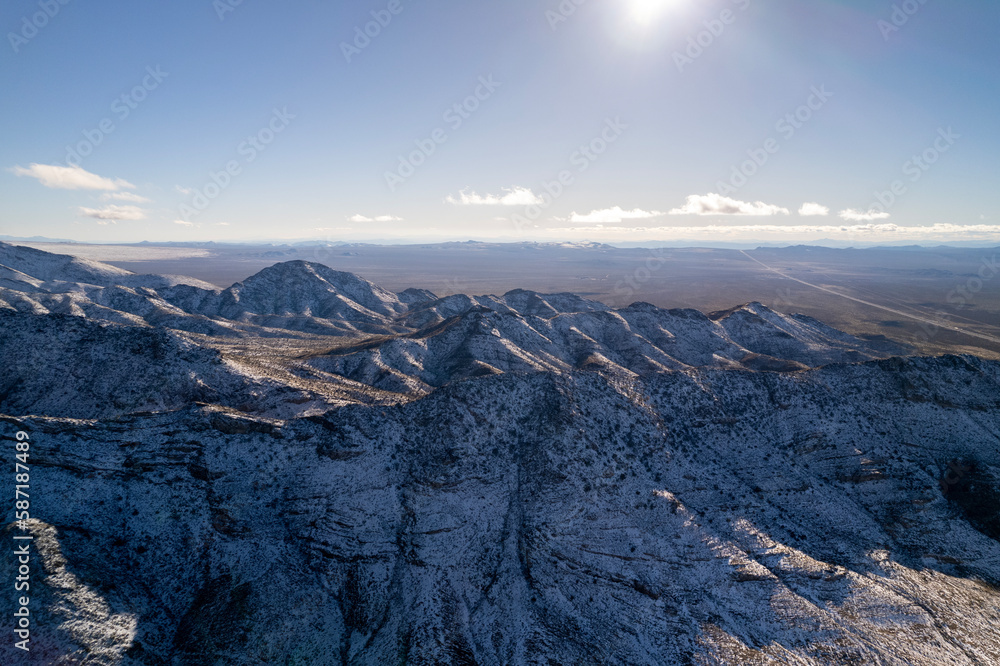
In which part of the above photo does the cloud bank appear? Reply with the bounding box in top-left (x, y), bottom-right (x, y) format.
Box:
top-left (541, 223), bottom-right (1000, 243)
top-left (569, 207), bottom-right (665, 224)
top-left (839, 209), bottom-right (891, 222)
top-left (798, 203), bottom-right (830, 217)
top-left (670, 193), bottom-right (789, 216)
top-left (12, 164), bottom-right (134, 191)
top-left (445, 187), bottom-right (543, 206)
top-left (78, 205), bottom-right (147, 221)
top-left (101, 192), bottom-right (150, 203)
top-left (349, 214), bottom-right (404, 223)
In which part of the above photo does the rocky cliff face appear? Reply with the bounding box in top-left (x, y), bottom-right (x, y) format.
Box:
top-left (2, 243), bottom-right (999, 665)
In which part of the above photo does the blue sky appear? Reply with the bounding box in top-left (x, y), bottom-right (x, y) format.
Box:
top-left (1, 0), bottom-right (998, 245)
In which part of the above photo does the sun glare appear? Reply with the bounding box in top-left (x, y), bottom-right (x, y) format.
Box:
top-left (630, 0), bottom-right (672, 24)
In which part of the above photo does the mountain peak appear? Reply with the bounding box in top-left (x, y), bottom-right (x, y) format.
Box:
top-left (219, 260), bottom-right (406, 323)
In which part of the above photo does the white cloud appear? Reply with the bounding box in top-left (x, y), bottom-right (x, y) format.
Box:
top-left (173, 220), bottom-right (195, 227)
top-left (839, 208), bottom-right (891, 222)
top-left (12, 163), bottom-right (134, 191)
top-left (348, 214), bottom-right (403, 223)
top-left (798, 202), bottom-right (830, 217)
top-left (669, 193), bottom-right (789, 216)
top-left (78, 205), bottom-right (146, 221)
top-left (445, 186), bottom-right (543, 206)
top-left (101, 192), bottom-right (151, 203)
top-left (175, 185), bottom-right (193, 195)
top-left (569, 207), bottom-right (665, 224)
top-left (540, 223), bottom-right (1000, 242)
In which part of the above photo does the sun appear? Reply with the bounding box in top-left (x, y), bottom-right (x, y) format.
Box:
top-left (630, 0), bottom-right (673, 24)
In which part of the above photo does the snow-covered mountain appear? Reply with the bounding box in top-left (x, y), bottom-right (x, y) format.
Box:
top-left (308, 302), bottom-right (908, 396)
top-left (2, 242), bottom-right (999, 665)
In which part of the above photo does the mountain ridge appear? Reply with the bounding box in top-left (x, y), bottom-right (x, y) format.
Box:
top-left (0, 241), bottom-right (912, 377)
top-left (2, 242), bottom-right (1000, 665)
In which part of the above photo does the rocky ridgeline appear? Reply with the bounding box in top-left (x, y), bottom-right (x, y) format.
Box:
top-left (1, 242), bottom-right (999, 665)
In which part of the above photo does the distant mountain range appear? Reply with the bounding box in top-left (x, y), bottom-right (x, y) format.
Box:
top-left (2, 241), bottom-right (999, 665)
top-left (6, 235), bottom-right (1000, 250)
top-left (0, 234), bottom-right (79, 243)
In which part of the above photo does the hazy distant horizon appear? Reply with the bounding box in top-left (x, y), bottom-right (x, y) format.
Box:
top-left (5, 234), bottom-right (1000, 252)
